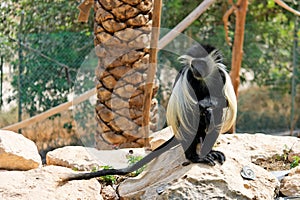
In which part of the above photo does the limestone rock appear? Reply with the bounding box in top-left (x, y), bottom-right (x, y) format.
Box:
top-left (0, 130), bottom-right (42, 170)
top-left (101, 185), bottom-right (118, 200)
top-left (46, 146), bottom-right (103, 171)
top-left (116, 132), bottom-right (300, 199)
top-left (46, 146), bottom-right (146, 169)
top-left (118, 144), bottom-right (279, 200)
top-left (0, 165), bottom-right (102, 200)
top-left (216, 133), bottom-right (300, 164)
top-left (149, 126), bottom-right (174, 150)
top-left (280, 166), bottom-right (300, 196)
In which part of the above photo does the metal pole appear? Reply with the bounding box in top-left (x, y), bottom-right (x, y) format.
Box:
top-left (290, 11), bottom-right (299, 135)
top-left (18, 11), bottom-right (24, 133)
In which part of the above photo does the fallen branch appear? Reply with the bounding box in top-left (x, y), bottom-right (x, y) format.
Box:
top-left (2, 89), bottom-right (96, 132)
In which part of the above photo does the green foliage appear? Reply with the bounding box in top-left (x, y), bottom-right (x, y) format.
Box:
top-left (290, 156), bottom-right (300, 168)
top-left (92, 165), bottom-right (117, 184)
top-left (126, 155), bottom-right (146, 176)
top-left (275, 144), bottom-right (300, 169)
top-left (1, 0), bottom-right (93, 116)
top-left (9, 32), bottom-right (93, 116)
top-left (160, 0), bottom-right (298, 91)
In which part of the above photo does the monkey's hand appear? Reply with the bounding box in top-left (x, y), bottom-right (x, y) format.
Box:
top-left (185, 150), bottom-right (225, 166)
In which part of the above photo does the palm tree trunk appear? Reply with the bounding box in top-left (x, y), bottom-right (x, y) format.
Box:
top-left (94, 0), bottom-right (157, 149)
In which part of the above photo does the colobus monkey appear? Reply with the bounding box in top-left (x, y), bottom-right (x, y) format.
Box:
top-left (61, 44), bottom-right (237, 182)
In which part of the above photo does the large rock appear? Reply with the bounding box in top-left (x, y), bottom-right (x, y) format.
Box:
top-left (46, 146), bottom-right (147, 170)
top-left (280, 166), bottom-right (300, 196)
top-left (0, 130), bottom-right (42, 170)
top-left (117, 132), bottom-right (300, 199)
top-left (118, 144), bottom-right (279, 199)
top-left (216, 133), bottom-right (300, 164)
top-left (0, 165), bottom-right (102, 200)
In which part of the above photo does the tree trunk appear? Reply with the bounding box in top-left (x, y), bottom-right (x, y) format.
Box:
top-left (94, 0), bottom-right (158, 149)
top-left (230, 0), bottom-right (248, 97)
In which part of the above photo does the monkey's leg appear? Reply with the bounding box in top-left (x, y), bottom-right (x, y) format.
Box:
top-left (182, 130), bottom-right (220, 166)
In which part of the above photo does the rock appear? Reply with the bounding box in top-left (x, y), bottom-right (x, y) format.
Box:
top-left (47, 146), bottom-right (102, 171)
top-left (46, 146), bottom-right (146, 169)
top-left (116, 132), bottom-right (300, 199)
top-left (0, 165), bottom-right (102, 200)
top-left (280, 166), bottom-right (300, 196)
top-left (216, 133), bottom-right (300, 164)
top-left (101, 185), bottom-right (119, 200)
top-left (0, 130), bottom-right (42, 170)
top-left (118, 144), bottom-right (279, 200)
top-left (149, 126), bottom-right (174, 150)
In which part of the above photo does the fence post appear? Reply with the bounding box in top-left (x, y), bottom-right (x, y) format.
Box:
top-left (290, 10), bottom-right (299, 135)
top-left (17, 11), bottom-right (25, 133)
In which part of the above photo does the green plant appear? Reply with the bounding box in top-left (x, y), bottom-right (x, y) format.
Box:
top-left (276, 144), bottom-right (291, 161)
top-left (95, 165), bottom-right (116, 184)
top-left (126, 155), bottom-right (146, 177)
top-left (290, 156), bottom-right (300, 169)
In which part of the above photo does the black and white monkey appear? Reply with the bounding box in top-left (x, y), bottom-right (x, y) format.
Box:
top-left (61, 44), bottom-right (237, 182)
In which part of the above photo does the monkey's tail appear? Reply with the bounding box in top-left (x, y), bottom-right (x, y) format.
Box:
top-left (60, 136), bottom-right (179, 182)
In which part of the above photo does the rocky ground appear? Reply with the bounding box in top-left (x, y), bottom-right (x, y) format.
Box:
top-left (0, 129), bottom-right (300, 199)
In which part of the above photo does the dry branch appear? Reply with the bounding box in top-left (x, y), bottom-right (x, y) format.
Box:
top-left (223, 6), bottom-right (235, 46)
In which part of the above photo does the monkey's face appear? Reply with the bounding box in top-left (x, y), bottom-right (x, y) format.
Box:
top-left (190, 58), bottom-right (214, 80)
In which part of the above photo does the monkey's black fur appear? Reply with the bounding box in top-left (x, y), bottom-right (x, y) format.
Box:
top-left (61, 45), bottom-right (236, 182)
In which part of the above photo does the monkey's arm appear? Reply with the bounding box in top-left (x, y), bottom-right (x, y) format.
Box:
top-left (60, 136), bottom-right (179, 182)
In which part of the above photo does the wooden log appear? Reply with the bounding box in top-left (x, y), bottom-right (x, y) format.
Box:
top-left (2, 89), bottom-right (96, 132)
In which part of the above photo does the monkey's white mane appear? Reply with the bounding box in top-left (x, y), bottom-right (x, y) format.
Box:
top-left (166, 51), bottom-right (237, 139)
top-left (166, 68), bottom-right (199, 139)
